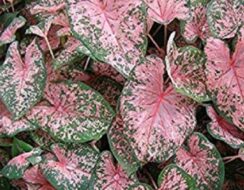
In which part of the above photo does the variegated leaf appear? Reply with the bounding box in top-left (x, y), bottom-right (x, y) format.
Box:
top-left (205, 37), bottom-right (244, 130)
top-left (108, 115), bottom-right (141, 175)
top-left (207, 0), bottom-right (243, 39)
top-left (31, 0), bottom-right (65, 15)
top-left (0, 40), bottom-right (46, 120)
top-left (1, 148), bottom-right (42, 180)
top-left (207, 106), bottom-right (244, 149)
top-left (129, 183), bottom-right (153, 190)
top-left (175, 133), bottom-right (225, 190)
top-left (0, 101), bottom-right (37, 137)
top-left (28, 81), bottom-right (115, 143)
top-left (0, 16), bottom-right (26, 46)
top-left (30, 129), bottom-right (55, 148)
top-left (66, 0), bottom-right (147, 77)
top-left (181, 2), bottom-right (210, 42)
top-left (166, 32), bottom-right (210, 102)
top-left (144, 0), bottom-right (190, 25)
top-left (89, 151), bottom-right (138, 190)
top-left (120, 55), bottom-right (196, 163)
top-left (157, 164), bottom-right (197, 190)
top-left (42, 144), bottom-right (98, 190)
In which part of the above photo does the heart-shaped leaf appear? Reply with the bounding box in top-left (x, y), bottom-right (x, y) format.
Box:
top-left (0, 39), bottom-right (46, 120)
top-left (89, 151), bottom-right (138, 190)
top-left (1, 148), bottom-right (42, 180)
top-left (157, 164), bottom-right (196, 190)
top-left (66, 0), bottom-right (147, 77)
top-left (207, 106), bottom-right (244, 149)
top-left (205, 37), bottom-right (244, 130)
top-left (175, 132), bottom-right (225, 190)
top-left (144, 0), bottom-right (190, 25)
top-left (42, 144), bottom-right (99, 190)
top-left (28, 81), bottom-right (115, 143)
top-left (207, 0), bottom-right (243, 39)
top-left (120, 55), bottom-right (196, 163)
top-left (166, 32), bottom-right (210, 102)
top-left (0, 16), bottom-right (26, 46)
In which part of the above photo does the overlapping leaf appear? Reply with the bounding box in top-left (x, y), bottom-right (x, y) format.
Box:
top-left (41, 144), bottom-right (98, 190)
top-left (207, 0), bottom-right (243, 39)
top-left (0, 39), bottom-right (46, 120)
top-left (28, 81), bottom-right (115, 143)
top-left (120, 55), bottom-right (196, 163)
top-left (207, 106), bottom-right (244, 149)
top-left (66, 0), bottom-right (147, 77)
top-left (144, 0), bottom-right (190, 25)
top-left (175, 133), bottom-right (225, 190)
top-left (0, 16), bottom-right (26, 46)
top-left (166, 32), bottom-right (210, 102)
top-left (205, 37), bottom-right (244, 130)
top-left (89, 151), bottom-right (138, 190)
top-left (157, 164), bottom-right (196, 190)
top-left (129, 184), bottom-right (153, 190)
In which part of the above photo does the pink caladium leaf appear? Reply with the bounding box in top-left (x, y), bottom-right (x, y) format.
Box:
top-left (120, 55), bottom-right (196, 163)
top-left (207, 0), bottom-right (244, 39)
top-left (0, 16), bottom-right (26, 46)
top-left (157, 164), bottom-right (197, 190)
top-left (1, 148), bottom-right (42, 180)
top-left (175, 132), bottom-right (225, 190)
top-left (41, 143), bottom-right (99, 190)
top-left (181, 1), bottom-right (210, 42)
top-left (31, 0), bottom-right (65, 15)
top-left (89, 151), bottom-right (138, 190)
top-left (0, 101), bottom-right (37, 137)
top-left (0, 40), bottom-right (46, 120)
top-left (108, 115), bottom-right (141, 175)
top-left (23, 165), bottom-right (55, 190)
top-left (28, 81), bottom-right (115, 143)
top-left (144, 0), bottom-right (190, 25)
top-left (166, 32), bottom-right (210, 102)
top-left (204, 37), bottom-right (244, 130)
top-left (207, 106), bottom-right (244, 149)
top-left (66, 0), bottom-right (147, 77)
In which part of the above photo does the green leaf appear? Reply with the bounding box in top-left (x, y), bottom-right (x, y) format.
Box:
top-left (11, 138), bottom-right (33, 157)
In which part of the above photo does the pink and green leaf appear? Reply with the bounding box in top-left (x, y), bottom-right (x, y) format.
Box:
top-left (0, 39), bottom-right (46, 120)
top-left (204, 37), bottom-right (244, 130)
top-left (207, 0), bottom-right (243, 39)
top-left (28, 81), bottom-right (115, 143)
top-left (144, 0), bottom-right (190, 25)
top-left (129, 183), bottom-right (153, 190)
top-left (89, 151), bottom-right (138, 190)
top-left (41, 143), bottom-right (99, 190)
top-left (175, 132), bottom-right (225, 190)
top-left (157, 164), bottom-right (197, 190)
top-left (0, 16), bottom-right (26, 46)
top-left (120, 55), bottom-right (196, 163)
top-left (166, 32), bottom-right (210, 102)
top-left (207, 106), bottom-right (244, 149)
top-left (66, 0), bottom-right (148, 77)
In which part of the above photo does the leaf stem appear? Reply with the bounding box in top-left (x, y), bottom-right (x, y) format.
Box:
top-left (164, 24), bottom-right (167, 49)
top-left (44, 36), bottom-right (55, 59)
top-left (152, 24), bottom-right (162, 37)
top-left (147, 34), bottom-right (163, 54)
top-left (145, 169), bottom-right (158, 189)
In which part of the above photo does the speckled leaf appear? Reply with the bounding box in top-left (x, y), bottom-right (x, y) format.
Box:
top-left (30, 129), bottom-right (55, 148)
top-left (31, 0), bottom-right (65, 15)
top-left (175, 133), bottom-right (225, 190)
top-left (0, 101), bottom-right (37, 137)
top-left (181, 3), bottom-right (210, 42)
top-left (166, 32), bottom-right (210, 102)
top-left (23, 165), bottom-right (55, 190)
top-left (42, 144), bottom-right (98, 190)
top-left (0, 16), bottom-right (26, 46)
top-left (1, 148), bottom-right (42, 180)
top-left (66, 0), bottom-right (147, 77)
top-left (207, 106), bottom-right (244, 149)
top-left (108, 115), bottom-right (141, 175)
top-left (205, 37), bottom-right (244, 130)
top-left (89, 151), bottom-right (138, 190)
top-left (129, 183), bottom-right (153, 190)
top-left (207, 0), bottom-right (244, 39)
top-left (0, 40), bottom-right (46, 120)
top-left (144, 0), bottom-right (190, 25)
top-left (120, 55), bottom-right (196, 163)
top-left (28, 81), bottom-right (114, 143)
top-left (157, 164), bottom-right (197, 190)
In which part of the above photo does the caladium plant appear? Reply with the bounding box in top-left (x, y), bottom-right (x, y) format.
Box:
top-left (0, 0), bottom-right (244, 189)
